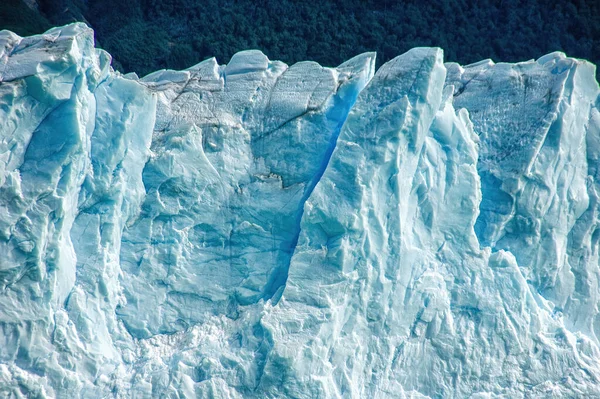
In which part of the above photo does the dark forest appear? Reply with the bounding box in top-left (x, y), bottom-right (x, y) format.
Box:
top-left (2, 0), bottom-right (598, 77)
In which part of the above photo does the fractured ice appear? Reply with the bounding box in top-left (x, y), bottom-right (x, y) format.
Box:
top-left (0, 23), bottom-right (599, 398)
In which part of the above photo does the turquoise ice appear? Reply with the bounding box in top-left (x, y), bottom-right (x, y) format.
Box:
top-left (0, 23), bottom-right (599, 398)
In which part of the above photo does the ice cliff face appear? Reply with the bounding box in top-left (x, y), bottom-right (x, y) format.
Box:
top-left (0, 23), bottom-right (599, 398)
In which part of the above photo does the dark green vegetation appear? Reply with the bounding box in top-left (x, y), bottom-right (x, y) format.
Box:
top-left (0, 0), bottom-right (51, 36)
top-left (2, 0), bottom-right (599, 77)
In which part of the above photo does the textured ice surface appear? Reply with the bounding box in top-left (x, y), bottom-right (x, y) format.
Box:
top-left (1, 23), bottom-right (600, 398)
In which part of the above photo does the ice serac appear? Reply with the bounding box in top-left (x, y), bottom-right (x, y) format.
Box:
top-left (446, 54), bottom-right (600, 342)
top-left (1, 23), bottom-right (600, 398)
top-left (116, 48), bottom-right (375, 338)
top-left (262, 49), bottom-right (600, 398)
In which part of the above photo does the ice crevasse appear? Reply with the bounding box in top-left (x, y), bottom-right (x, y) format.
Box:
top-left (0, 23), bottom-right (600, 398)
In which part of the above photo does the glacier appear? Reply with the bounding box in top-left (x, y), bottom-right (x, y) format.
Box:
top-left (0, 23), bottom-right (599, 398)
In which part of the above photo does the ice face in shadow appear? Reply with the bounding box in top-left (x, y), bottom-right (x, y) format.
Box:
top-left (1, 23), bottom-right (600, 398)
top-left (446, 54), bottom-right (600, 341)
top-left (116, 49), bottom-right (375, 338)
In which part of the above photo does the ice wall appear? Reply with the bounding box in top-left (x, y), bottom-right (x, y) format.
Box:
top-left (0, 23), bottom-right (599, 398)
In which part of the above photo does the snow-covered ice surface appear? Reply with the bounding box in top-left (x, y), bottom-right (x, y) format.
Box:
top-left (0, 23), bottom-right (599, 398)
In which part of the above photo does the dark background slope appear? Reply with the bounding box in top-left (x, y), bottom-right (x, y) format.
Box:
top-left (1, 0), bottom-right (599, 77)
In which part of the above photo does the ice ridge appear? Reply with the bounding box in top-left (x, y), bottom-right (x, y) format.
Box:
top-left (0, 23), bottom-right (600, 398)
